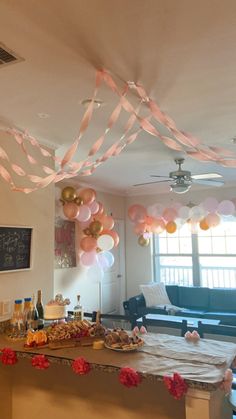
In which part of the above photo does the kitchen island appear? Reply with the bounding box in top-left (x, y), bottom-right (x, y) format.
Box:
top-left (0, 333), bottom-right (235, 419)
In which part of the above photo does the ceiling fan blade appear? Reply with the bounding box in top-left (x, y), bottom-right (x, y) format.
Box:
top-left (192, 179), bottom-right (224, 187)
top-left (133, 180), bottom-right (169, 187)
top-left (191, 173), bottom-right (222, 180)
top-left (150, 175), bottom-right (171, 179)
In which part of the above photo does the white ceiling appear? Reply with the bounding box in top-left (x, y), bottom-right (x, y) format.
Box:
top-left (1, 0), bottom-right (236, 195)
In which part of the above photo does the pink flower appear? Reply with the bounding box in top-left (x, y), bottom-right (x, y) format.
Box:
top-left (163, 372), bottom-right (188, 400)
top-left (184, 331), bottom-right (200, 342)
top-left (119, 367), bottom-right (142, 388)
top-left (220, 368), bottom-right (233, 394)
top-left (0, 347), bottom-right (18, 365)
top-left (31, 354), bottom-right (50, 370)
top-left (72, 357), bottom-right (91, 375)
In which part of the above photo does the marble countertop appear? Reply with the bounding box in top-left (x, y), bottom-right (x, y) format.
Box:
top-left (1, 332), bottom-right (235, 391)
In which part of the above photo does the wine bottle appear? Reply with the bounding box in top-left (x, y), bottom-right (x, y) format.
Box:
top-left (36, 289), bottom-right (44, 329)
top-left (30, 294), bottom-right (39, 330)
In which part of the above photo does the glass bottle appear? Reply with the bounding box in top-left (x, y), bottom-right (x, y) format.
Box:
top-left (73, 295), bottom-right (83, 321)
top-left (23, 297), bottom-right (32, 332)
top-left (36, 289), bottom-right (44, 329)
top-left (11, 299), bottom-right (24, 337)
top-left (29, 294), bottom-right (39, 330)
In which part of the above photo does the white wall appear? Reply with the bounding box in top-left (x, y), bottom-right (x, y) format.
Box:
top-left (54, 189), bottom-right (125, 312)
top-left (0, 131), bottom-right (55, 308)
top-left (125, 185), bottom-right (236, 297)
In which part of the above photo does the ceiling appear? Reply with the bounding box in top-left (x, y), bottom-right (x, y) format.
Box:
top-left (1, 0), bottom-right (236, 195)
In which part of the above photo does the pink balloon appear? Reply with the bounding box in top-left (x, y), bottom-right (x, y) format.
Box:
top-left (76, 205), bottom-right (91, 222)
top-left (128, 205), bottom-right (147, 223)
top-left (217, 200), bottom-right (235, 216)
top-left (162, 208), bottom-right (177, 222)
top-left (63, 202), bottom-right (79, 220)
top-left (80, 251), bottom-right (97, 266)
top-left (79, 219), bottom-right (91, 229)
top-left (202, 197), bottom-right (218, 213)
top-left (94, 201), bottom-right (104, 215)
top-left (89, 200), bottom-right (100, 214)
top-left (134, 222), bottom-right (147, 235)
top-left (205, 212), bottom-right (220, 227)
top-left (150, 218), bottom-right (165, 234)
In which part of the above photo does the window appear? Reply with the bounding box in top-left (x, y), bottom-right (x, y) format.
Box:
top-left (153, 220), bottom-right (236, 288)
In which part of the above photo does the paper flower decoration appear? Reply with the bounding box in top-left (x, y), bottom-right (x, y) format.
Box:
top-left (31, 354), bottom-right (50, 370)
top-left (72, 357), bottom-right (91, 375)
top-left (163, 372), bottom-right (188, 399)
top-left (119, 367), bottom-right (142, 388)
top-left (220, 368), bottom-right (233, 394)
top-left (0, 347), bottom-right (18, 365)
top-left (184, 330), bottom-right (200, 342)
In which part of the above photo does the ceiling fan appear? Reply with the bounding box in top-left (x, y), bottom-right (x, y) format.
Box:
top-left (134, 158), bottom-right (224, 194)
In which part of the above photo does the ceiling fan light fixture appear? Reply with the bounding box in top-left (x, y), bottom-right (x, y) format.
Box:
top-left (170, 181), bottom-right (191, 194)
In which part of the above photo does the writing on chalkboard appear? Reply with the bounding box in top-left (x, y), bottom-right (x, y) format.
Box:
top-left (0, 227), bottom-right (32, 272)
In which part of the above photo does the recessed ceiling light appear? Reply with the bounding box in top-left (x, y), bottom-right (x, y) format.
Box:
top-left (80, 99), bottom-right (104, 109)
top-left (37, 113), bottom-right (50, 119)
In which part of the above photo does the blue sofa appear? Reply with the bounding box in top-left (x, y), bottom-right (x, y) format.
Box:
top-left (123, 285), bottom-right (236, 327)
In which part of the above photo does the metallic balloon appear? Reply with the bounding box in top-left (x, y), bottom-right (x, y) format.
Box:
top-left (61, 186), bottom-right (76, 202)
top-left (74, 196), bottom-right (83, 206)
top-left (89, 220), bottom-right (103, 235)
top-left (138, 235), bottom-right (150, 247)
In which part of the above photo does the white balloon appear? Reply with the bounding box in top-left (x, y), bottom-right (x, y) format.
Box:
top-left (97, 234), bottom-right (114, 251)
top-left (178, 206), bottom-right (190, 220)
top-left (147, 203), bottom-right (164, 218)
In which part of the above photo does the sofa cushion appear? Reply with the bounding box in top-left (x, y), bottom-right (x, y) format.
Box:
top-left (179, 286), bottom-right (209, 310)
top-left (140, 283), bottom-right (171, 307)
top-left (177, 308), bottom-right (206, 318)
top-left (209, 288), bottom-right (236, 312)
top-left (166, 285), bottom-right (179, 306)
top-left (205, 311), bottom-right (236, 325)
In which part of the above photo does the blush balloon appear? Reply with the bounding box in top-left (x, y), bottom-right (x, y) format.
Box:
top-left (76, 205), bottom-right (91, 222)
top-left (128, 204), bottom-right (147, 223)
top-left (102, 215), bottom-right (114, 230)
top-left (134, 223), bottom-right (147, 236)
top-left (89, 200), bottom-right (100, 214)
top-left (162, 208), bottom-right (177, 222)
top-left (63, 202), bottom-right (79, 220)
top-left (79, 188), bottom-right (96, 205)
top-left (80, 251), bottom-right (97, 266)
top-left (80, 236), bottom-right (97, 252)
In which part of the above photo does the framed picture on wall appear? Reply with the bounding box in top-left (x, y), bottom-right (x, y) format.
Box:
top-left (0, 226), bottom-right (33, 272)
top-left (54, 218), bottom-right (76, 269)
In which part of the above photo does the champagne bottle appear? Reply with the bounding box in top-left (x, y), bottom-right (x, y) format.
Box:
top-left (36, 290), bottom-right (44, 329)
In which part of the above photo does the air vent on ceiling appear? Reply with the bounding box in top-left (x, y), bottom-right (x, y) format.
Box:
top-left (0, 43), bottom-right (24, 67)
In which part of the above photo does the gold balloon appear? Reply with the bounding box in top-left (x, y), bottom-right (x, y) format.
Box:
top-left (61, 186), bottom-right (76, 202)
top-left (138, 235), bottom-right (150, 247)
top-left (74, 196), bottom-right (83, 206)
top-left (89, 220), bottom-right (103, 235)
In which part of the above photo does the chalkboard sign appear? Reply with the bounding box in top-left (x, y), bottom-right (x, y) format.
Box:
top-left (0, 226), bottom-right (32, 272)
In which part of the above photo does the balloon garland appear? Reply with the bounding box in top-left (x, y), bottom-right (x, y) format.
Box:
top-left (58, 186), bottom-right (119, 269)
top-left (128, 198), bottom-right (236, 246)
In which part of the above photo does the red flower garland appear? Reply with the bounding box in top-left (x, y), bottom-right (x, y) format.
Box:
top-left (72, 357), bottom-right (91, 375)
top-left (163, 372), bottom-right (188, 400)
top-left (31, 354), bottom-right (50, 370)
top-left (0, 347), bottom-right (18, 365)
top-left (119, 367), bottom-right (142, 388)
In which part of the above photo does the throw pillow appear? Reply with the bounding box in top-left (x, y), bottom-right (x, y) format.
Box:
top-left (140, 282), bottom-right (171, 307)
